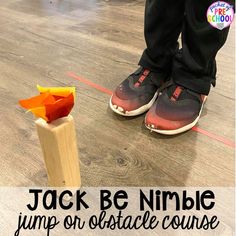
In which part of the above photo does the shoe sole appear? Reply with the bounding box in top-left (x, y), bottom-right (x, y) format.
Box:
top-left (109, 92), bottom-right (158, 117)
top-left (145, 96), bottom-right (207, 135)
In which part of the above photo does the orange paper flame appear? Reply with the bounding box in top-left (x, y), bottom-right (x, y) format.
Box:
top-left (19, 85), bottom-right (75, 123)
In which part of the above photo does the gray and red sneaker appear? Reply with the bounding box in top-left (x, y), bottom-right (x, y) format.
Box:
top-left (109, 67), bottom-right (164, 116)
top-left (145, 82), bottom-right (207, 135)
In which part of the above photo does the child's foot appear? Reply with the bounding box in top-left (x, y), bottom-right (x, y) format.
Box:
top-left (110, 67), bottom-right (164, 116)
top-left (145, 82), bottom-right (207, 135)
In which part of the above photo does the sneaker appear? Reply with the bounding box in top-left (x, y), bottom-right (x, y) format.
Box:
top-left (109, 67), bottom-right (164, 116)
top-left (145, 82), bottom-right (207, 135)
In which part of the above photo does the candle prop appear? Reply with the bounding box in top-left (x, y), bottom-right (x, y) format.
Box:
top-left (19, 85), bottom-right (81, 187)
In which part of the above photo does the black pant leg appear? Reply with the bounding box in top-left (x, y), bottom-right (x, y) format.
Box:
top-left (139, 0), bottom-right (185, 80)
top-left (172, 0), bottom-right (234, 95)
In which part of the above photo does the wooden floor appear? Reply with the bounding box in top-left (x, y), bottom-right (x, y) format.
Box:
top-left (0, 0), bottom-right (234, 187)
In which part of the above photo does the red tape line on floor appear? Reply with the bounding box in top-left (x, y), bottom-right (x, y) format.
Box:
top-left (191, 126), bottom-right (235, 148)
top-left (68, 72), bottom-right (113, 95)
top-left (67, 71), bottom-right (235, 148)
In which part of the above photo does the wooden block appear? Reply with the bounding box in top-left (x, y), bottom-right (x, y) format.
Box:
top-left (35, 115), bottom-right (81, 187)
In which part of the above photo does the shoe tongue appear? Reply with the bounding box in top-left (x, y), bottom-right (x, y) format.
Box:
top-left (133, 68), bottom-right (150, 85)
top-left (133, 67), bottom-right (146, 82)
top-left (132, 67), bottom-right (162, 87)
top-left (167, 85), bottom-right (200, 102)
